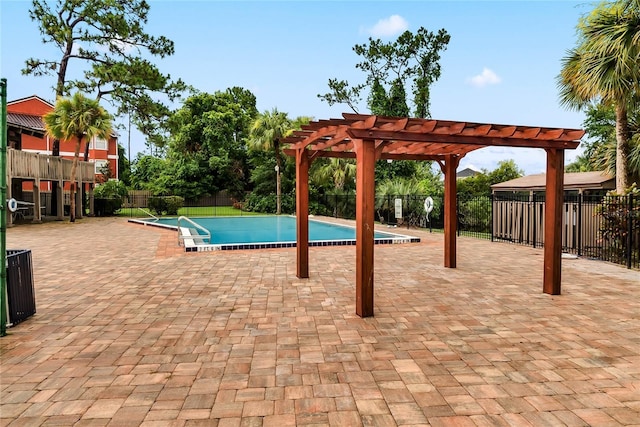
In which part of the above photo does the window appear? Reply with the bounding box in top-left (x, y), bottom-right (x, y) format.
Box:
top-left (94, 160), bottom-right (109, 175)
top-left (93, 137), bottom-right (108, 150)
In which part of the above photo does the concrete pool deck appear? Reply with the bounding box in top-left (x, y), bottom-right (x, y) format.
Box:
top-left (1, 216), bottom-right (639, 426)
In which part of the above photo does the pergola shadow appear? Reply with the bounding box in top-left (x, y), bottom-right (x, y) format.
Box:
top-left (283, 113), bottom-right (584, 317)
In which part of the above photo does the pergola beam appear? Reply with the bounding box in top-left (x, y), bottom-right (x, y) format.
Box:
top-left (347, 128), bottom-right (580, 150)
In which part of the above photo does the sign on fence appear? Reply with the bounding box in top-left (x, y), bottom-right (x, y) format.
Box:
top-left (394, 198), bottom-right (403, 219)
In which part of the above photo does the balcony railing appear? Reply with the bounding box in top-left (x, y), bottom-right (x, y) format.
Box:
top-left (7, 148), bottom-right (95, 183)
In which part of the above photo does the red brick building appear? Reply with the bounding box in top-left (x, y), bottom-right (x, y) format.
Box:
top-left (7, 95), bottom-right (119, 183)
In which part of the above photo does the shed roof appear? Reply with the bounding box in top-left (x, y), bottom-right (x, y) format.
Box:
top-left (491, 171), bottom-right (615, 192)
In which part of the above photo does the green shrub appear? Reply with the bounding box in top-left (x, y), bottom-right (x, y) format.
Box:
top-left (243, 193), bottom-right (294, 214)
top-left (164, 196), bottom-right (184, 215)
top-left (94, 180), bottom-right (128, 216)
top-left (148, 195), bottom-right (184, 216)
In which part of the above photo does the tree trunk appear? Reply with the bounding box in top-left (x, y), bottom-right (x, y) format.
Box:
top-left (68, 136), bottom-right (83, 222)
top-left (275, 142), bottom-right (282, 215)
top-left (83, 139), bottom-right (91, 213)
top-left (615, 103), bottom-right (630, 194)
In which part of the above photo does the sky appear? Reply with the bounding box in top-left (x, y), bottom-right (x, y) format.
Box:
top-left (1, 0), bottom-right (594, 175)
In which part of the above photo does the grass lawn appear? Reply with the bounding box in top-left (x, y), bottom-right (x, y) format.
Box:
top-left (117, 206), bottom-right (265, 217)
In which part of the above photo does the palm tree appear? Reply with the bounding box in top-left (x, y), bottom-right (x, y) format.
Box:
top-left (43, 93), bottom-right (112, 222)
top-left (557, 0), bottom-right (640, 193)
top-left (312, 158), bottom-right (357, 192)
top-left (248, 109), bottom-right (293, 215)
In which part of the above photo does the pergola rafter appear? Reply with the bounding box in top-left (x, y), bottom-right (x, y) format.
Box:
top-left (285, 113), bottom-right (584, 317)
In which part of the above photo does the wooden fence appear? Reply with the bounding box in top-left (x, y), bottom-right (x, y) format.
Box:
top-left (492, 198), bottom-right (602, 252)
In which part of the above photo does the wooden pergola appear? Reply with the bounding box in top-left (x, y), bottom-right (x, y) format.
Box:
top-left (283, 113), bottom-right (584, 318)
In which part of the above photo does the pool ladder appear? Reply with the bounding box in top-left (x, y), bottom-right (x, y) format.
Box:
top-left (177, 216), bottom-right (211, 246)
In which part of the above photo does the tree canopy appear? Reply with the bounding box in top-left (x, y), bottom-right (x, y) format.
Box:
top-left (157, 88), bottom-right (258, 199)
top-left (24, 0), bottom-right (187, 147)
top-left (557, 0), bottom-right (640, 193)
top-left (457, 160), bottom-right (524, 198)
top-left (566, 102), bottom-right (640, 183)
top-left (319, 27), bottom-right (450, 118)
top-left (43, 92), bottom-right (112, 221)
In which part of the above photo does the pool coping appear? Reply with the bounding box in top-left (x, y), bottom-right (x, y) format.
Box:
top-left (128, 216), bottom-right (421, 252)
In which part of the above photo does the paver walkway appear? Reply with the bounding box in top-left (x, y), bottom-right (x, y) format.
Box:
top-left (1, 217), bottom-right (639, 426)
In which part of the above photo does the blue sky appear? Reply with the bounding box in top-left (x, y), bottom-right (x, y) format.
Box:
top-left (1, 1), bottom-right (593, 174)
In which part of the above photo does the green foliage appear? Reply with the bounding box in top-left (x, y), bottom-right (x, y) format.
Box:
top-left (25, 0), bottom-right (187, 145)
top-left (243, 192), bottom-right (295, 215)
top-left (387, 79), bottom-right (410, 117)
top-left (117, 144), bottom-right (131, 186)
top-left (557, 0), bottom-right (640, 192)
top-left (311, 158), bottom-right (356, 192)
top-left (148, 195), bottom-right (184, 216)
top-left (375, 178), bottom-right (440, 225)
top-left (368, 78), bottom-right (387, 115)
top-left (43, 93), bottom-right (112, 143)
top-left (566, 102), bottom-right (640, 184)
top-left (319, 26), bottom-right (450, 118)
top-left (375, 160), bottom-right (420, 182)
top-left (94, 180), bottom-right (128, 216)
top-left (130, 154), bottom-right (167, 190)
top-left (458, 160), bottom-right (523, 197)
top-left (317, 79), bottom-right (364, 114)
top-left (43, 92), bottom-right (112, 222)
top-left (247, 109), bottom-right (305, 215)
top-left (598, 183), bottom-right (640, 263)
top-left (94, 180), bottom-right (128, 199)
top-left (163, 89), bottom-right (257, 199)
top-left (458, 196), bottom-right (491, 232)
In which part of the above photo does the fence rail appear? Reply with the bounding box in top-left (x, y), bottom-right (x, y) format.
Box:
top-left (312, 193), bottom-right (639, 270)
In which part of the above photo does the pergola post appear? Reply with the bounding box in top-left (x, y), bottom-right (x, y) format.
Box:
top-left (443, 154), bottom-right (459, 268)
top-left (544, 148), bottom-right (564, 294)
top-left (354, 138), bottom-right (376, 317)
top-left (33, 179), bottom-right (42, 223)
top-left (295, 148), bottom-right (310, 279)
top-left (55, 180), bottom-right (63, 221)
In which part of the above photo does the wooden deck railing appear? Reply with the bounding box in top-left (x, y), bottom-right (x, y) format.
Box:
top-left (7, 148), bottom-right (95, 183)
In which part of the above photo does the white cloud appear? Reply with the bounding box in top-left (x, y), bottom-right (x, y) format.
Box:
top-left (96, 39), bottom-right (137, 54)
top-left (467, 68), bottom-right (501, 88)
top-left (362, 15), bottom-right (408, 38)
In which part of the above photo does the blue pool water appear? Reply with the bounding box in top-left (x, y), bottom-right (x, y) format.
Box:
top-left (136, 215), bottom-right (420, 250)
top-left (146, 215), bottom-right (403, 245)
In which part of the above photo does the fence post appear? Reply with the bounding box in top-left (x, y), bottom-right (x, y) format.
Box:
top-left (628, 194), bottom-right (634, 269)
top-left (577, 193), bottom-right (583, 257)
top-left (456, 194), bottom-right (460, 237)
top-left (490, 194), bottom-right (494, 242)
top-left (531, 193), bottom-right (536, 248)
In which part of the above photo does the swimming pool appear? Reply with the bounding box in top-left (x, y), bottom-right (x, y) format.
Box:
top-left (130, 216), bottom-right (420, 251)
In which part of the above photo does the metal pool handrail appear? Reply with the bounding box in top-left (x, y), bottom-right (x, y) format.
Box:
top-left (138, 207), bottom-right (159, 220)
top-left (177, 216), bottom-right (211, 245)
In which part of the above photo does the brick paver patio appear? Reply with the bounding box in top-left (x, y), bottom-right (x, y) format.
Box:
top-left (1, 217), bottom-right (638, 426)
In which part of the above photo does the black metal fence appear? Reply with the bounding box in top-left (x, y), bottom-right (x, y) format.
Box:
top-left (116, 191), bottom-right (248, 218)
top-left (6, 250), bottom-right (36, 326)
top-left (312, 193), bottom-right (639, 270)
